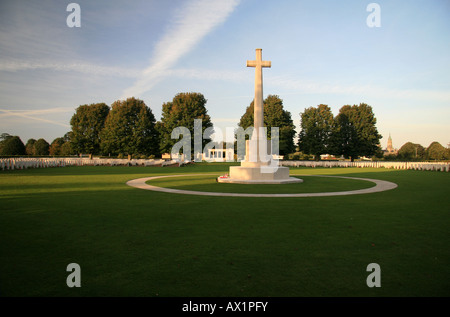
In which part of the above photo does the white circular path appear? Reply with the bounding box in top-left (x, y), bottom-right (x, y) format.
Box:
top-left (126, 174), bottom-right (398, 198)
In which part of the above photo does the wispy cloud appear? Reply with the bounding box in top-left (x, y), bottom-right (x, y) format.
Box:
top-left (167, 68), bottom-right (248, 83)
top-left (268, 75), bottom-right (450, 103)
top-left (0, 1), bottom-right (75, 61)
top-left (0, 60), bottom-right (139, 78)
top-left (0, 108), bottom-right (71, 128)
top-left (121, 0), bottom-right (240, 98)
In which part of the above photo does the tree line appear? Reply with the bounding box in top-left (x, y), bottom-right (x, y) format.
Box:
top-left (298, 103), bottom-right (382, 161)
top-left (390, 141), bottom-right (450, 161)
top-left (295, 103), bottom-right (450, 161)
top-left (69, 93), bottom-right (215, 158)
top-left (0, 93), bottom-right (293, 158)
top-left (0, 94), bottom-right (213, 158)
top-left (1, 93), bottom-right (448, 161)
top-left (0, 133), bottom-right (71, 156)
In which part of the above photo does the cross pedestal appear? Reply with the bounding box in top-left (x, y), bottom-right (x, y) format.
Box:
top-left (218, 49), bottom-right (302, 184)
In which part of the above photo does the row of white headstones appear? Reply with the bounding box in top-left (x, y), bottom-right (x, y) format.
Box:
top-left (1, 157), bottom-right (449, 172)
top-left (0, 157), bottom-right (178, 171)
top-left (282, 160), bottom-right (450, 172)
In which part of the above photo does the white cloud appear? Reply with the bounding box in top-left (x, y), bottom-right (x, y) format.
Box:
top-left (121, 0), bottom-right (240, 98)
top-left (0, 108), bottom-right (71, 128)
top-left (0, 60), bottom-right (139, 78)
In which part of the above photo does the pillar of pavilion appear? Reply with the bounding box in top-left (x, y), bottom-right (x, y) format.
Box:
top-left (218, 49), bottom-right (302, 184)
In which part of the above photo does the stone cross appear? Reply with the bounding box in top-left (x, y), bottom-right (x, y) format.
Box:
top-left (217, 49), bottom-right (302, 184)
top-left (247, 48), bottom-right (271, 161)
top-left (247, 48), bottom-right (271, 140)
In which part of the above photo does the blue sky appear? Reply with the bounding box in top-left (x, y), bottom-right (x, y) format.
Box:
top-left (0, 0), bottom-right (449, 150)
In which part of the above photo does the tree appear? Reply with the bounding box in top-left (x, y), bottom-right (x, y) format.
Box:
top-left (25, 139), bottom-right (37, 155)
top-left (70, 103), bottom-right (110, 155)
top-left (0, 136), bottom-right (26, 155)
top-left (34, 138), bottom-right (50, 156)
top-left (49, 137), bottom-right (65, 156)
top-left (59, 132), bottom-right (74, 156)
top-left (298, 104), bottom-right (334, 160)
top-left (0, 133), bottom-right (11, 153)
top-left (0, 133), bottom-right (12, 141)
top-left (157, 92), bottom-right (213, 156)
top-left (398, 142), bottom-right (425, 161)
top-left (60, 143), bottom-right (73, 156)
top-left (100, 97), bottom-right (158, 156)
top-left (425, 142), bottom-right (447, 160)
top-left (329, 110), bottom-right (359, 160)
top-left (238, 95), bottom-right (296, 155)
top-left (330, 103), bottom-right (382, 161)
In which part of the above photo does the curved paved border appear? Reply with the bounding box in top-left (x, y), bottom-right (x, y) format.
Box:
top-left (126, 174), bottom-right (398, 197)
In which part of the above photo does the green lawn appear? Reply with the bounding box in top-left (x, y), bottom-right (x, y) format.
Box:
top-left (146, 173), bottom-right (376, 194)
top-left (0, 163), bottom-right (449, 297)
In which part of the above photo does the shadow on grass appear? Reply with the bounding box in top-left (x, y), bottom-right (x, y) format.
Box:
top-left (1, 165), bottom-right (449, 296)
top-left (1, 183), bottom-right (449, 297)
top-left (0, 162), bottom-right (239, 177)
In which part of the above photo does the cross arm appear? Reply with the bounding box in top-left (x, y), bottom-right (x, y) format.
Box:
top-left (246, 60), bottom-right (271, 68)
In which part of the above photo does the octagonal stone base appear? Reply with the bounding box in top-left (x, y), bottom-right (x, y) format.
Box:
top-left (217, 165), bottom-right (303, 184)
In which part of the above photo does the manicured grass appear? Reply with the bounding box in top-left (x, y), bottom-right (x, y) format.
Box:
top-left (146, 174), bottom-right (376, 194)
top-left (0, 163), bottom-right (449, 297)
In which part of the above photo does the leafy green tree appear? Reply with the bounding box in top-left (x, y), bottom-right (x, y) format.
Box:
top-left (58, 132), bottom-right (74, 156)
top-left (425, 142), bottom-right (447, 160)
top-left (100, 97), bottom-right (158, 156)
top-left (238, 95), bottom-right (296, 155)
top-left (157, 92), bottom-right (213, 156)
top-left (298, 104), bottom-right (334, 160)
top-left (60, 142), bottom-right (73, 156)
top-left (0, 133), bottom-right (11, 153)
top-left (25, 139), bottom-right (37, 155)
top-left (331, 103), bottom-right (382, 161)
top-left (329, 110), bottom-right (359, 160)
top-left (398, 142), bottom-right (425, 161)
top-left (0, 136), bottom-right (26, 155)
top-left (70, 103), bottom-right (110, 155)
top-left (33, 138), bottom-right (50, 156)
top-left (49, 137), bottom-right (65, 156)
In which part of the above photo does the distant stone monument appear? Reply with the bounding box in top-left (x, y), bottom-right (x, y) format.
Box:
top-left (218, 49), bottom-right (302, 184)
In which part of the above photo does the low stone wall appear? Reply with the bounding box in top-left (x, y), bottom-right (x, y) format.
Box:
top-left (281, 160), bottom-right (450, 172)
top-left (0, 157), bottom-right (178, 171)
